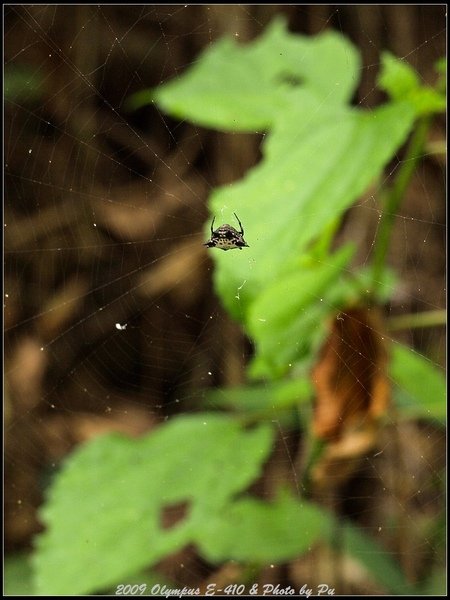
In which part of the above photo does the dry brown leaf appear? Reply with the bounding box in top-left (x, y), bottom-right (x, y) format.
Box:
top-left (310, 308), bottom-right (390, 491)
top-left (312, 308), bottom-right (390, 441)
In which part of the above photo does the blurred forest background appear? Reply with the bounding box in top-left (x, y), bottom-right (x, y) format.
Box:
top-left (4, 4), bottom-right (446, 594)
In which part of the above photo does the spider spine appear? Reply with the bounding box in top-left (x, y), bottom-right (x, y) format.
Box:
top-left (233, 213), bottom-right (244, 235)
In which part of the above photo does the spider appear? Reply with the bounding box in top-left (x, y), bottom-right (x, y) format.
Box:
top-left (204, 213), bottom-right (249, 251)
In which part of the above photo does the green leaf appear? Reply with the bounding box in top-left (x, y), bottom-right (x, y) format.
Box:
top-left (199, 492), bottom-right (330, 562)
top-left (149, 21), bottom-right (416, 332)
top-left (205, 378), bottom-right (313, 424)
top-left (389, 344), bottom-right (446, 421)
top-left (378, 52), bottom-right (420, 99)
top-left (209, 99), bottom-right (415, 320)
top-left (34, 415), bottom-right (274, 595)
top-left (149, 17), bottom-right (360, 132)
top-left (378, 52), bottom-right (445, 115)
top-left (246, 246), bottom-right (355, 379)
top-left (407, 87), bottom-right (446, 116)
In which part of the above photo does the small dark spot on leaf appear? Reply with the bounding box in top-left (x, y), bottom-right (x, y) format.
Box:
top-left (160, 501), bottom-right (190, 530)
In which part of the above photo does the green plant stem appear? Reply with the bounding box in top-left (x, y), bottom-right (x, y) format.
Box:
top-left (299, 435), bottom-right (326, 496)
top-left (387, 309), bottom-right (446, 331)
top-left (371, 116), bottom-right (431, 296)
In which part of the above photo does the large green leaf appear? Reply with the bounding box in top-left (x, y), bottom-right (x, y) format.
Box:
top-left (34, 415), bottom-right (274, 595)
top-left (33, 409), bottom-right (427, 596)
top-left (389, 344), bottom-right (446, 421)
top-left (146, 18), bottom-right (360, 131)
top-left (148, 20), bottom-right (418, 367)
top-left (209, 98), bottom-right (415, 319)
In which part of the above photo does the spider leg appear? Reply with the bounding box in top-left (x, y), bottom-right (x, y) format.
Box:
top-left (210, 216), bottom-right (215, 236)
top-left (234, 213), bottom-right (244, 236)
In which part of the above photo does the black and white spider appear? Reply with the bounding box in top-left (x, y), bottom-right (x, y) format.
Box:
top-left (204, 213), bottom-right (249, 251)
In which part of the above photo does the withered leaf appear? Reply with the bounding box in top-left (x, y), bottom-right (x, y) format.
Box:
top-left (312, 308), bottom-right (390, 441)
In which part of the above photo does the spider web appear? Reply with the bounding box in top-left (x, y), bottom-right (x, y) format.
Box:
top-left (4, 5), bottom-right (446, 596)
